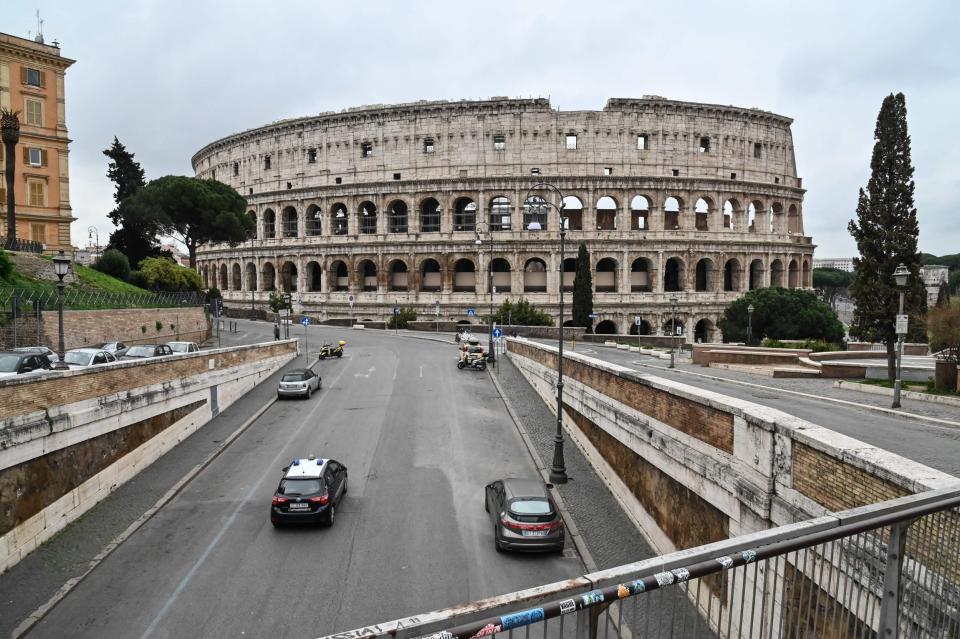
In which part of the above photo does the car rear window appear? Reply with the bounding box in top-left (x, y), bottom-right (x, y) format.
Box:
top-left (509, 498), bottom-right (555, 522)
top-left (126, 346), bottom-right (154, 357)
top-left (0, 354), bottom-right (20, 372)
top-left (282, 373), bottom-right (308, 382)
top-left (279, 478), bottom-right (323, 496)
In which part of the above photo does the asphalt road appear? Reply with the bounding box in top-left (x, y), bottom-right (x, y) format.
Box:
top-left (24, 322), bottom-right (582, 638)
top-left (545, 341), bottom-right (960, 477)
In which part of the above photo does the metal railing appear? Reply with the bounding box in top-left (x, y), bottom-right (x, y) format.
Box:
top-left (321, 486), bottom-right (960, 639)
top-left (1, 236), bottom-right (44, 253)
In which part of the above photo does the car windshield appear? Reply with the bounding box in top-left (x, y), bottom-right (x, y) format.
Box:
top-left (0, 354), bottom-right (20, 373)
top-left (64, 351), bottom-right (92, 365)
top-left (126, 346), bottom-right (154, 357)
top-left (509, 498), bottom-right (552, 515)
top-left (279, 478), bottom-right (323, 496)
top-left (282, 373), bottom-right (309, 382)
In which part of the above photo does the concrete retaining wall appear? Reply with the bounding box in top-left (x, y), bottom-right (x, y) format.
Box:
top-left (0, 339), bottom-right (297, 573)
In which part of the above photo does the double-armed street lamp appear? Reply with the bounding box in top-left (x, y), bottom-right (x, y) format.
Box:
top-left (474, 224), bottom-right (496, 365)
top-left (52, 250), bottom-right (71, 370)
top-left (892, 263), bottom-right (910, 409)
top-left (525, 182), bottom-right (568, 484)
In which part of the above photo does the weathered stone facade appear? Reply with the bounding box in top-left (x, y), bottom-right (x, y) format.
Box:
top-left (192, 97), bottom-right (815, 341)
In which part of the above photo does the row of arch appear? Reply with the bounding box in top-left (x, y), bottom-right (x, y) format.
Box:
top-left (245, 194), bottom-right (803, 239)
top-left (202, 255), bottom-right (811, 294)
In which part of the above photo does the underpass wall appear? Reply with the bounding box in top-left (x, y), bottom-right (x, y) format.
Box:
top-left (0, 339), bottom-right (297, 574)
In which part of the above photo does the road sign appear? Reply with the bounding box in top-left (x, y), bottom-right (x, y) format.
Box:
top-left (435, 301), bottom-right (441, 316)
top-left (301, 317), bottom-right (310, 326)
top-left (347, 294), bottom-right (354, 302)
top-left (393, 306), bottom-right (400, 315)
top-left (634, 316), bottom-right (642, 326)
top-left (467, 308), bottom-right (476, 317)
top-left (493, 328), bottom-right (502, 338)
top-left (589, 313), bottom-right (599, 319)
top-left (896, 314), bottom-right (909, 335)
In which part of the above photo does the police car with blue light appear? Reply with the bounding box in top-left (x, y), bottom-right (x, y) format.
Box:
top-left (270, 455), bottom-right (348, 527)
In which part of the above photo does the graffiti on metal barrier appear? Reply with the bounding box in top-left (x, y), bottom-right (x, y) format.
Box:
top-left (654, 571), bottom-right (675, 587)
top-left (581, 590), bottom-right (605, 606)
top-left (717, 556), bottom-right (734, 570)
top-left (741, 549), bottom-right (757, 564)
top-left (629, 579), bottom-right (647, 595)
top-left (559, 599), bottom-right (577, 615)
top-left (423, 632), bottom-right (454, 639)
top-left (672, 568), bottom-right (691, 583)
top-left (500, 608), bottom-right (544, 630)
top-left (328, 624), bottom-right (389, 639)
top-left (617, 584), bottom-right (630, 598)
top-left (468, 623), bottom-right (501, 639)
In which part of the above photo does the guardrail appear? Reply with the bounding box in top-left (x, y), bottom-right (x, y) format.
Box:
top-left (0, 236), bottom-right (44, 253)
top-left (0, 287), bottom-right (206, 312)
top-left (321, 486), bottom-right (960, 639)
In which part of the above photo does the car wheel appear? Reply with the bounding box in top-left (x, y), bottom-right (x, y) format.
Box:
top-left (494, 525), bottom-right (504, 553)
top-left (277, 393), bottom-right (283, 400)
top-left (478, 361), bottom-right (486, 372)
top-left (457, 361), bottom-right (465, 370)
top-left (343, 477), bottom-right (348, 494)
top-left (271, 518), bottom-right (280, 528)
top-left (484, 495), bottom-right (489, 513)
top-left (326, 504), bottom-right (336, 527)
top-left (306, 387), bottom-right (312, 399)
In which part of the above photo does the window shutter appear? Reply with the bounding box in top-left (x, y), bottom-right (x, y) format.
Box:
top-left (39, 71), bottom-right (47, 88)
top-left (40, 149), bottom-right (48, 167)
top-left (23, 147), bottom-right (30, 163)
top-left (20, 67), bottom-right (28, 84)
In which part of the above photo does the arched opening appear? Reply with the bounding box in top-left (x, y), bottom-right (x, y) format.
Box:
top-left (595, 320), bottom-right (617, 335)
top-left (453, 258), bottom-right (476, 292)
top-left (595, 258), bottom-right (618, 292)
top-left (280, 261), bottom-right (297, 292)
top-left (245, 262), bottom-right (257, 291)
top-left (388, 259), bottom-right (409, 291)
top-left (749, 259), bottom-right (764, 290)
top-left (231, 263), bottom-right (241, 290)
top-left (802, 259), bottom-right (811, 288)
top-left (664, 197), bottom-right (682, 230)
top-left (770, 259), bottom-right (785, 287)
top-left (629, 319), bottom-right (652, 335)
top-left (359, 202), bottom-right (377, 234)
top-left (562, 319), bottom-right (576, 328)
top-left (695, 197), bottom-right (712, 231)
top-left (453, 197), bottom-right (476, 232)
top-left (723, 200), bottom-right (738, 230)
top-left (788, 204), bottom-right (801, 234)
top-left (596, 196), bottom-right (617, 231)
top-left (420, 259), bottom-right (441, 292)
top-left (524, 258), bottom-right (547, 293)
top-left (219, 264), bottom-right (228, 290)
top-left (663, 318), bottom-right (685, 337)
top-left (359, 259), bottom-right (377, 291)
top-left (694, 319), bottom-right (714, 343)
top-left (491, 258), bottom-right (511, 293)
top-left (748, 201), bottom-right (761, 233)
top-left (562, 196), bottom-right (583, 231)
top-left (306, 204), bottom-right (322, 236)
top-left (329, 261), bottom-right (349, 292)
top-left (262, 262), bottom-right (276, 291)
top-left (562, 257), bottom-right (577, 292)
top-left (306, 261), bottom-right (322, 292)
top-left (788, 259), bottom-right (799, 288)
top-left (420, 198), bottom-right (441, 233)
top-left (695, 258), bottom-right (714, 292)
top-left (331, 204), bottom-right (348, 235)
top-left (247, 211), bottom-right (257, 239)
top-left (631, 257), bottom-right (653, 292)
top-left (631, 196), bottom-right (650, 231)
top-left (523, 195), bottom-right (548, 231)
top-left (263, 209), bottom-right (276, 239)
top-left (282, 206), bottom-right (298, 238)
top-left (664, 257), bottom-right (684, 292)
top-left (771, 203), bottom-right (784, 234)
top-left (724, 259), bottom-right (742, 292)
top-left (388, 200), bottom-right (408, 233)
top-left (489, 196), bottom-right (511, 231)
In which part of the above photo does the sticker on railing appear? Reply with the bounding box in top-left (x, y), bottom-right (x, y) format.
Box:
top-left (468, 623), bottom-right (502, 639)
top-left (741, 549), bottom-right (757, 563)
top-left (672, 568), bottom-right (691, 582)
top-left (617, 584), bottom-right (630, 598)
top-left (581, 590), bottom-right (605, 606)
top-left (499, 608), bottom-right (544, 630)
top-left (654, 571), bottom-right (675, 587)
top-left (716, 556), bottom-right (734, 569)
top-left (558, 599), bottom-right (576, 615)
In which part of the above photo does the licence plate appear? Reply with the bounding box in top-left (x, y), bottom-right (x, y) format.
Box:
top-left (522, 530), bottom-right (548, 537)
top-left (288, 503), bottom-right (309, 511)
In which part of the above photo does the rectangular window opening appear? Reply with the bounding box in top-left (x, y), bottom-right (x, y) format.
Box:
top-left (233, 162), bottom-right (239, 176)
top-left (493, 134), bottom-right (506, 151)
top-left (637, 134), bottom-right (648, 151)
top-left (28, 148), bottom-right (42, 167)
top-left (671, 169), bottom-right (679, 177)
top-left (393, 173), bottom-right (401, 181)
top-left (530, 167), bottom-right (540, 176)
top-left (424, 137), bottom-right (435, 153)
top-left (24, 99), bottom-right (43, 126)
top-left (730, 172), bottom-right (737, 180)
top-left (307, 148), bottom-right (317, 163)
top-left (264, 155), bottom-right (271, 170)
top-left (774, 177), bottom-right (780, 184)
top-left (335, 177), bottom-right (342, 184)
top-left (699, 137), bottom-right (710, 153)
top-left (361, 142), bottom-right (373, 158)
top-left (25, 68), bottom-right (42, 87)
top-left (565, 134), bottom-right (577, 150)
top-left (754, 142), bottom-right (762, 159)
top-left (603, 167), bottom-right (613, 176)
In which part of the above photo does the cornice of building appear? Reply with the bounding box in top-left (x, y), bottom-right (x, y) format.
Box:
top-left (0, 32), bottom-right (75, 68)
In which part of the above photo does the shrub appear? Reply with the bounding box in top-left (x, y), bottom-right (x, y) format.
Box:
top-left (141, 325), bottom-right (147, 334)
top-left (719, 288), bottom-right (845, 345)
top-left (155, 320), bottom-right (163, 332)
top-left (0, 250), bottom-right (13, 281)
top-left (268, 291), bottom-right (291, 314)
top-left (139, 256), bottom-right (202, 291)
top-left (206, 287), bottom-right (222, 303)
top-left (929, 303), bottom-right (960, 363)
top-left (761, 338), bottom-right (841, 352)
top-left (92, 248), bottom-right (131, 281)
top-left (387, 306), bottom-right (417, 329)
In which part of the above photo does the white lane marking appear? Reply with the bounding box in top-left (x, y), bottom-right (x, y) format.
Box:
top-left (353, 366), bottom-right (375, 378)
top-left (419, 365), bottom-right (423, 378)
top-left (140, 358), bottom-right (355, 638)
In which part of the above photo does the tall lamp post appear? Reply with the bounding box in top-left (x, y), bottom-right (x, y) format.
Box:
top-left (52, 250), bottom-right (71, 370)
top-left (747, 304), bottom-right (755, 346)
top-left (87, 226), bottom-right (100, 261)
top-left (526, 182), bottom-right (568, 484)
top-left (891, 263), bottom-right (910, 409)
top-left (669, 296), bottom-right (679, 368)
top-left (474, 224), bottom-right (496, 365)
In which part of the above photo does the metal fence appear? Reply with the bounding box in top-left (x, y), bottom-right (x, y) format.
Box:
top-left (0, 236), bottom-right (45, 253)
top-left (321, 486), bottom-right (960, 639)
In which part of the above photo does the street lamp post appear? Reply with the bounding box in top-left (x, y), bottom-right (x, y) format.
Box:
top-left (747, 304), bottom-right (755, 346)
top-left (892, 263), bottom-right (910, 409)
top-left (669, 296), bottom-right (679, 368)
top-left (526, 183), bottom-right (568, 484)
top-left (52, 250), bottom-right (71, 370)
top-left (87, 226), bottom-right (100, 261)
top-left (474, 224), bottom-right (496, 365)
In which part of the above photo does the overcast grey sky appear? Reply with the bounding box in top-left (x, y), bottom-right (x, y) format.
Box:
top-left (7, 0), bottom-right (959, 257)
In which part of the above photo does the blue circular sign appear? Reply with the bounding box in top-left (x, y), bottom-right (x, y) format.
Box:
top-left (493, 328), bottom-right (502, 338)
top-left (301, 317), bottom-right (310, 326)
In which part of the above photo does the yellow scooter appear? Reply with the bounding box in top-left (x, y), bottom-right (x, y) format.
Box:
top-left (318, 340), bottom-right (345, 360)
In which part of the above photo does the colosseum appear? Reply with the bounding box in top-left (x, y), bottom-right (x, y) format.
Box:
top-left (192, 96), bottom-right (814, 342)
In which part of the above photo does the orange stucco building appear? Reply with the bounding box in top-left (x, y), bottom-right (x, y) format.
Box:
top-left (0, 32), bottom-right (75, 252)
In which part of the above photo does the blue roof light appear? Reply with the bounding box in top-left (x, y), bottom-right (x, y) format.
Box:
top-left (292, 459), bottom-right (300, 466)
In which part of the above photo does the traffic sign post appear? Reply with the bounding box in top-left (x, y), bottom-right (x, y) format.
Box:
top-left (895, 314), bottom-right (909, 335)
top-left (635, 315), bottom-right (643, 350)
top-left (435, 300), bottom-right (441, 334)
top-left (348, 294), bottom-right (355, 325)
top-left (300, 316), bottom-right (310, 359)
top-left (467, 308), bottom-right (476, 317)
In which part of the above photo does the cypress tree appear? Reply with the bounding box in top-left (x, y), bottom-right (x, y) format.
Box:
top-left (103, 137), bottom-right (146, 221)
top-left (571, 243), bottom-right (594, 330)
top-left (848, 93), bottom-right (927, 383)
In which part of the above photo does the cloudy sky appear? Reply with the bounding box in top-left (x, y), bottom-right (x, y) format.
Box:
top-left (7, 0), bottom-right (959, 257)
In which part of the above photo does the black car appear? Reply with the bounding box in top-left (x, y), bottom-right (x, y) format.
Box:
top-left (485, 478), bottom-right (565, 553)
top-left (270, 456), bottom-right (348, 527)
top-left (121, 344), bottom-right (174, 360)
top-left (0, 350), bottom-right (54, 380)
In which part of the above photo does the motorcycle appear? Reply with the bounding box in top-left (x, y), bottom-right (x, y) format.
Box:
top-left (457, 346), bottom-right (487, 371)
top-left (318, 340), bottom-right (345, 360)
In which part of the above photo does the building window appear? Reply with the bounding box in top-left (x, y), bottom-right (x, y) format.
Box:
top-left (249, 188), bottom-right (254, 195)
top-left (24, 68), bottom-right (43, 87)
top-left (30, 223), bottom-right (45, 243)
top-left (671, 169), bottom-right (679, 177)
top-left (423, 137), bottom-right (434, 153)
top-left (335, 177), bottom-right (342, 184)
top-left (530, 168), bottom-right (540, 176)
top-left (637, 135), bottom-right (648, 150)
top-left (774, 177), bottom-right (780, 184)
top-left (393, 173), bottom-right (401, 180)
top-left (233, 162), bottom-right (239, 176)
top-left (361, 142), bottom-right (373, 158)
top-left (493, 134), bottom-right (506, 151)
top-left (27, 180), bottom-right (45, 207)
top-left (307, 148), bottom-right (317, 163)
top-left (565, 134), bottom-right (577, 150)
top-left (24, 99), bottom-right (43, 126)
top-left (26, 147), bottom-right (45, 167)
top-left (754, 142), bottom-right (762, 159)
top-left (211, 168), bottom-right (216, 181)
top-left (603, 167), bottom-right (613, 176)
top-left (730, 172), bottom-right (737, 180)
top-left (286, 182), bottom-right (293, 190)
top-left (264, 155), bottom-right (271, 170)
top-left (699, 137), bottom-right (710, 153)
top-left (0, 184), bottom-right (5, 203)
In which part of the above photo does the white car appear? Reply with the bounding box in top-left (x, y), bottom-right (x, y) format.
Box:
top-left (63, 348), bottom-right (118, 369)
top-left (167, 341), bottom-right (200, 354)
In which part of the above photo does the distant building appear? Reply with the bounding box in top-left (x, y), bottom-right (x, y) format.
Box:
top-left (813, 257), bottom-right (854, 272)
top-left (921, 265), bottom-right (948, 306)
top-left (160, 242), bottom-right (191, 267)
top-left (0, 31), bottom-right (75, 252)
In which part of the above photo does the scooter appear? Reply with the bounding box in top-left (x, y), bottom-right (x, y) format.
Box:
top-left (318, 340), bottom-right (345, 360)
top-left (457, 350), bottom-right (487, 372)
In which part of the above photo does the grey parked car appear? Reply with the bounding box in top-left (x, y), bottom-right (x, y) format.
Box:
top-left (121, 344), bottom-right (174, 360)
top-left (485, 478), bottom-right (565, 553)
top-left (95, 341), bottom-right (129, 357)
top-left (0, 350), bottom-right (54, 380)
top-left (277, 369), bottom-right (322, 399)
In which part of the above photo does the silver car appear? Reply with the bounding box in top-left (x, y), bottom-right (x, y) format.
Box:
top-left (167, 341), bottom-right (200, 354)
top-left (63, 348), bottom-right (118, 369)
top-left (277, 369), bottom-right (321, 399)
